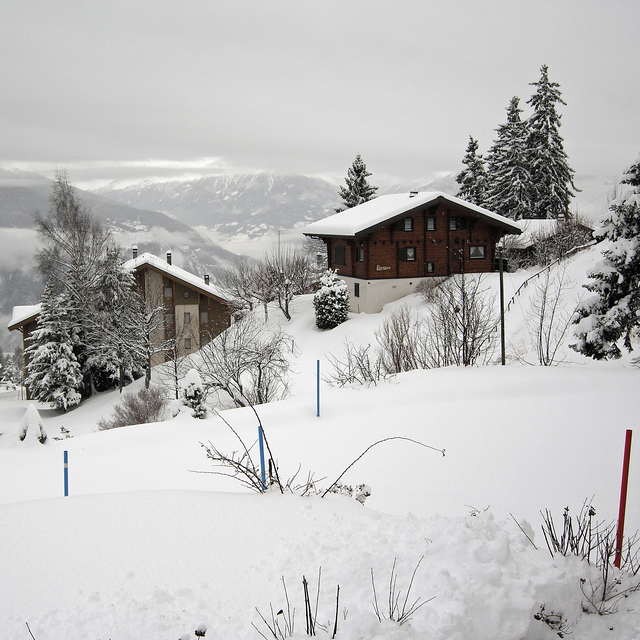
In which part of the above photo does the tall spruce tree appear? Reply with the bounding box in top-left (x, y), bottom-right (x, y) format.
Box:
top-left (336, 154), bottom-right (378, 212)
top-left (526, 65), bottom-right (577, 219)
top-left (485, 97), bottom-right (532, 220)
top-left (572, 155), bottom-right (640, 359)
top-left (86, 243), bottom-right (146, 391)
top-left (455, 136), bottom-right (488, 206)
top-left (25, 282), bottom-right (83, 410)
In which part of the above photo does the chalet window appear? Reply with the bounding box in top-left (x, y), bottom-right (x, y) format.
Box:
top-left (449, 216), bottom-right (467, 231)
top-left (426, 217), bottom-right (436, 231)
top-left (355, 247), bottom-right (364, 262)
top-left (164, 285), bottom-right (173, 298)
top-left (402, 217), bottom-right (414, 231)
top-left (200, 310), bottom-right (209, 324)
top-left (184, 338), bottom-right (192, 350)
top-left (398, 247), bottom-right (416, 261)
top-left (354, 282), bottom-right (360, 297)
top-left (334, 245), bottom-right (346, 265)
top-left (184, 312), bottom-right (191, 324)
top-left (470, 246), bottom-right (486, 259)
top-left (426, 262), bottom-right (435, 273)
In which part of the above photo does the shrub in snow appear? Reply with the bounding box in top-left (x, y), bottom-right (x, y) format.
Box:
top-left (97, 385), bottom-right (168, 430)
top-left (18, 404), bottom-right (47, 444)
top-left (181, 368), bottom-right (207, 419)
top-left (313, 269), bottom-right (349, 330)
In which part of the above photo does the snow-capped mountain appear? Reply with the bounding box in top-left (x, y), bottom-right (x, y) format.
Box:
top-left (94, 173), bottom-right (343, 238)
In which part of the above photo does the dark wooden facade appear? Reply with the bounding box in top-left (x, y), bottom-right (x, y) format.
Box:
top-left (324, 200), bottom-right (505, 279)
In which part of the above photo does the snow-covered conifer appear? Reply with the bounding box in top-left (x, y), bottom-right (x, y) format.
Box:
top-left (526, 65), bottom-right (577, 219)
top-left (455, 136), bottom-right (488, 206)
top-left (485, 97), bottom-right (532, 220)
top-left (313, 270), bottom-right (349, 330)
top-left (25, 283), bottom-right (83, 411)
top-left (336, 154), bottom-right (378, 212)
top-left (18, 404), bottom-right (47, 444)
top-left (86, 243), bottom-right (146, 391)
top-left (182, 368), bottom-right (207, 418)
top-left (572, 155), bottom-right (640, 359)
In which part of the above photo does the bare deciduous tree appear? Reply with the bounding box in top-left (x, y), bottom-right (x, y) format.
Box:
top-left (198, 314), bottom-right (294, 407)
top-left (423, 275), bottom-right (498, 367)
top-left (526, 264), bottom-right (578, 366)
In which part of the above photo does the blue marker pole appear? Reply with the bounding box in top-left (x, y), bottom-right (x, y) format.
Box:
top-left (316, 359), bottom-right (320, 417)
top-left (63, 450), bottom-right (69, 497)
top-left (258, 426), bottom-right (266, 492)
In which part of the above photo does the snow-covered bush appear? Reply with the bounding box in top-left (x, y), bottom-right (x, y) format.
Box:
top-left (181, 368), bottom-right (207, 419)
top-left (18, 404), bottom-right (47, 444)
top-left (313, 269), bottom-right (349, 330)
top-left (97, 385), bottom-right (168, 430)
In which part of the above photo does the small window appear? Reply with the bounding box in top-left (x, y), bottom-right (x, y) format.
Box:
top-left (184, 338), bottom-right (192, 350)
top-left (354, 282), bottom-right (360, 297)
top-left (449, 216), bottom-right (467, 231)
top-left (164, 286), bottom-right (173, 298)
top-left (399, 247), bottom-right (416, 261)
top-left (334, 245), bottom-right (346, 266)
top-left (426, 262), bottom-right (435, 273)
top-left (355, 247), bottom-right (364, 262)
top-left (403, 217), bottom-right (413, 232)
top-left (200, 310), bottom-right (209, 324)
top-left (470, 246), bottom-right (486, 259)
top-left (426, 217), bottom-right (435, 231)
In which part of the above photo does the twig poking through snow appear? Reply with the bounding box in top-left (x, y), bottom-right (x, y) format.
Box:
top-left (321, 437), bottom-right (445, 499)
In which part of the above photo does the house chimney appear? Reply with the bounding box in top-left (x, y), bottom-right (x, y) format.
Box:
top-left (132, 245), bottom-right (138, 259)
top-left (409, 190), bottom-right (418, 198)
top-left (204, 274), bottom-right (210, 285)
top-left (166, 250), bottom-right (172, 265)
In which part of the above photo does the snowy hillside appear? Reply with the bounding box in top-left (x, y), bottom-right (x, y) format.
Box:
top-left (1, 245), bottom-right (639, 639)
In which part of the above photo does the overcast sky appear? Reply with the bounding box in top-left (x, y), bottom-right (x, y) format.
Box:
top-left (1, 1), bottom-right (639, 213)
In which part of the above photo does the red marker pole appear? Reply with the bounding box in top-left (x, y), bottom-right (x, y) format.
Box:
top-left (615, 430), bottom-right (633, 568)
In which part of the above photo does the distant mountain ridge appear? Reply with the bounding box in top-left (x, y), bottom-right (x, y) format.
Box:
top-left (93, 172), bottom-right (458, 239)
top-left (94, 173), bottom-right (342, 238)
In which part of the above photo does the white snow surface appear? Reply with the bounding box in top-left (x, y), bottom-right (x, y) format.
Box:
top-left (1, 245), bottom-right (639, 639)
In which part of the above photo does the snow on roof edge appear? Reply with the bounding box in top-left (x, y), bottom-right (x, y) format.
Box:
top-left (302, 191), bottom-right (522, 237)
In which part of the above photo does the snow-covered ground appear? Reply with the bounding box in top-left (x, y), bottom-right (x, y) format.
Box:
top-left (1, 245), bottom-right (639, 639)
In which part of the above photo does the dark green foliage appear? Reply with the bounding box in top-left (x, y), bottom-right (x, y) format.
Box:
top-left (572, 156), bottom-right (640, 359)
top-left (336, 154), bottom-right (378, 212)
top-left (455, 136), bottom-right (488, 206)
top-left (313, 270), bottom-right (349, 330)
top-left (485, 97), bottom-right (532, 220)
top-left (526, 65), bottom-right (578, 219)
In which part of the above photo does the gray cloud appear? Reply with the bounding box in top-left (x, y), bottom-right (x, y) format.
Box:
top-left (0, 0), bottom-right (638, 204)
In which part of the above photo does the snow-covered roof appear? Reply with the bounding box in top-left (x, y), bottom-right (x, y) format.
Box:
top-left (8, 304), bottom-right (42, 331)
top-left (124, 252), bottom-right (228, 302)
top-left (302, 191), bottom-right (522, 238)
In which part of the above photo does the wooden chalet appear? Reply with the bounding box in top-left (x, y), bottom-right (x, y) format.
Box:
top-left (304, 191), bottom-right (522, 313)
top-left (8, 250), bottom-right (231, 392)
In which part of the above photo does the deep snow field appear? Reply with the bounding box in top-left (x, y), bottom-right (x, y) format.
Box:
top-left (1, 245), bottom-right (639, 639)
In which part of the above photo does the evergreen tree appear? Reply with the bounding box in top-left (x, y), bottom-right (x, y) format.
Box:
top-left (313, 270), bottom-right (349, 330)
top-left (25, 282), bottom-right (83, 411)
top-left (35, 171), bottom-right (112, 395)
top-left (455, 136), bottom-right (488, 206)
top-left (336, 154), bottom-right (378, 212)
top-left (86, 243), bottom-right (146, 391)
top-left (526, 65), bottom-right (577, 219)
top-left (572, 155), bottom-right (640, 359)
top-left (485, 97), bottom-right (532, 220)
